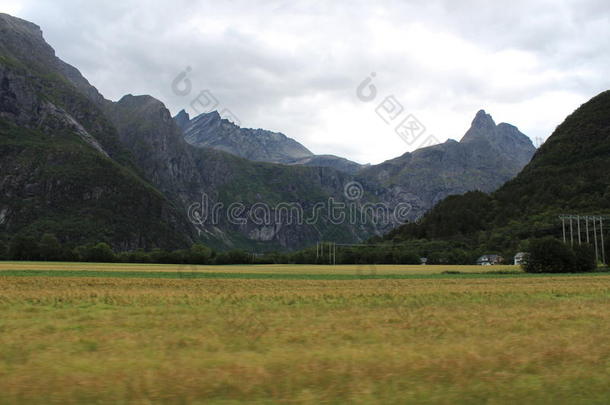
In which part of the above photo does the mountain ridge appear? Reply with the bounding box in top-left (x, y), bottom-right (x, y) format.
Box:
top-left (0, 12), bottom-right (538, 251)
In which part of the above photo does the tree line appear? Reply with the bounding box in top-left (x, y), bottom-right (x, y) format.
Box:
top-left (0, 232), bottom-right (497, 265)
top-left (0, 232), bottom-right (602, 271)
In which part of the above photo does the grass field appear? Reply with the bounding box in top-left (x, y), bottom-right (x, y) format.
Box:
top-left (0, 261), bottom-right (521, 274)
top-left (1, 262), bottom-right (610, 404)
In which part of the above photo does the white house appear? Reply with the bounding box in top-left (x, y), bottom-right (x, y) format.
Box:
top-left (514, 252), bottom-right (527, 265)
top-left (476, 254), bottom-right (503, 266)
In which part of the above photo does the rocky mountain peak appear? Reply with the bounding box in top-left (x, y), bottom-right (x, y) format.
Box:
top-left (173, 109), bottom-right (190, 130)
top-left (471, 109), bottom-right (496, 130)
top-left (462, 110), bottom-right (500, 143)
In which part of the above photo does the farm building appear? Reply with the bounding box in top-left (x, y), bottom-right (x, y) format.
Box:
top-left (514, 252), bottom-right (527, 265)
top-left (476, 254), bottom-right (504, 266)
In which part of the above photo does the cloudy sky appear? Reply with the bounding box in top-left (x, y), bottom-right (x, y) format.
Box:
top-left (2, 0), bottom-right (609, 164)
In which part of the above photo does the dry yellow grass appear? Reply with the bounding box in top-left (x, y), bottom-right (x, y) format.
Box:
top-left (1, 270), bottom-right (610, 404)
top-left (0, 261), bottom-right (518, 274)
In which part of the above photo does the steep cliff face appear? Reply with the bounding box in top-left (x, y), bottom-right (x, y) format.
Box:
top-left (0, 14), bottom-right (194, 250)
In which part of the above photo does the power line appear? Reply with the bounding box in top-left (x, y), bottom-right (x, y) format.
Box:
top-left (559, 215), bottom-right (608, 265)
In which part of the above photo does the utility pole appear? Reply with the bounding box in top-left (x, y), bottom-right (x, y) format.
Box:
top-left (593, 218), bottom-right (599, 264)
top-left (332, 243), bottom-right (336, 266)
top-left (600, 217), bottom-right (606, 265)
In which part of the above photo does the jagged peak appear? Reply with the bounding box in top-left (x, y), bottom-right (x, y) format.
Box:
top-left (173, 109), bottom-right (191, 131)
top-left (471, 109), bottom-right (496, 128)
top-left (174, 109), bottom-right (190, 120)
top-left (460, 109), bottom-right (498, 143)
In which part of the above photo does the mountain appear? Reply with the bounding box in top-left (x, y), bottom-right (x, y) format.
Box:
top-left (177, 109), bottom-right (366, 174)
top-left (386, 90), bottom-right (610, 253)
top-left (180, 110), bottom-right (314, 163)
top-left (0, 13), bottom-right (195, 250)
top-left (0, 13), bottom-right (375, 251)
top-left (106, 95), bottom-right (374, 250)
top-left (0, 13), bottom-right (538, 252)
top-left (358, 110), bottom-right (536, 218)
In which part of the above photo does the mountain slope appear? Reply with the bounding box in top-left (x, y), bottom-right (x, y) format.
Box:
top-left (181, 110), bottom-right (314, 163)
top-left (387, 91), bottom-right (610, 251)
top-left (177, 110), bottom-right (366, 174)
top-left (0, 13), bottom-right (195, 250)
top-left (288, 154), bottom-right (367, 175)
top-left (359, 110), bottom-right (536, 217)
top-left (108, 96), bottom-right (380, 250)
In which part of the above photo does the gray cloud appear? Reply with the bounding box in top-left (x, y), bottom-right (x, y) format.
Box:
top-left (4, 0), bottom-right (610, 163)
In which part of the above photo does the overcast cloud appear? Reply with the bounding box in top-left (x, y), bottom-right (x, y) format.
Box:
top-left (2, 0), bottom-right (609, 164)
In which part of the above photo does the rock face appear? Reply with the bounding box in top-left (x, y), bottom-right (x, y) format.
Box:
top-left (181, 110), bottom-right (314, 163)
top-left (461, 110), bottom-right (535, 169)
top-left (0, 13), bottom-right (195, 250)
top-left (178, 110), bottom-right (366, 174)
top-left (0, 13), bottom-right (537, 251)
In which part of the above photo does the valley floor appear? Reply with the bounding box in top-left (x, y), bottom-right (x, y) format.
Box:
top-left (1, 263), bottom-right (610, 404)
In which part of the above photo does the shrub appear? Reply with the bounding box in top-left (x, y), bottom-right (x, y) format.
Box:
top-left (522, 237), bottom-right (596, 273)
top-left (149, 248), bottom-right (174, 264)
top-left (572, 244), bottom-right (597, 273)
top-left (0, 239), bottom-right (7, 260)
top-left (394, 250), bottom-right (422, 264)
top-left (77, 243), bottom-right (117, 263)
top-left (188, 244), bottom-right (213, 264)
top-left (38, 233), bottom-right (62, 261)
top-left (8, 235), bottom-right (39, 261)
top-left (214, 250), bottom-right (252, 265)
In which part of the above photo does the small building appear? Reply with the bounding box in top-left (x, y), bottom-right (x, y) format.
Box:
top-left (476, 254), bottom-right (503, 266)
top-left (514, 252), bottom-right (527, 266)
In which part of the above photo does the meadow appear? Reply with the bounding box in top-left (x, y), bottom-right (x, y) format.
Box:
top-left (1, 262), bottom-right (610, 404)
